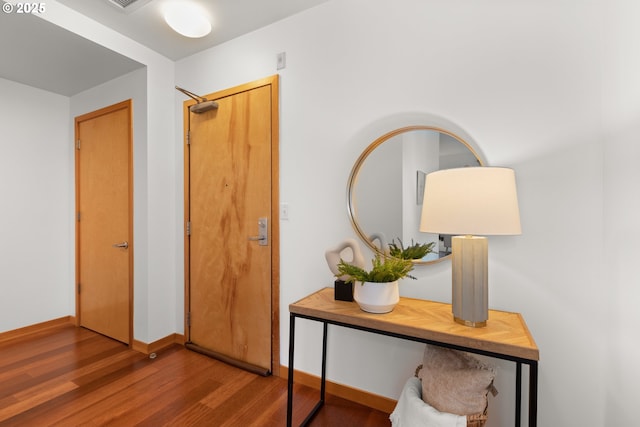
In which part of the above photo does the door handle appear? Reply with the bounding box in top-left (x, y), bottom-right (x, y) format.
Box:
top-left (248, 217), bottom-right (268, 246)
top-left (112, 241), bottom-right (129, 249)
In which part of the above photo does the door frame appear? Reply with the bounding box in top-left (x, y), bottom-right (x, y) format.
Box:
top-left (74, 99), bottom-right (134, 346)
top-left (183, 76), bottom-right (280, 375)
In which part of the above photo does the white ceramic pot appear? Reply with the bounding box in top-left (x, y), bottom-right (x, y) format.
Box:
top-left (353, 280), bottom-right (399, 313)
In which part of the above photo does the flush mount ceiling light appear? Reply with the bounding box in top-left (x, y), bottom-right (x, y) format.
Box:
top-left (163, 2), bottom-right (211, 38)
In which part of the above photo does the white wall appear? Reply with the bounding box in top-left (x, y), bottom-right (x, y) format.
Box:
top-left (177, 0), bottom-right (609, 425)
top-left (602, 1), bottom-right (640, 426)
top-left (0, 78), bottom-right (71, 332)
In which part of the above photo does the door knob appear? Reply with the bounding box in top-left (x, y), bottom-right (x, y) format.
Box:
top-left (112, 241), bottom-right (129, 249)
top-left (248, 217), bottom-right (268, 246)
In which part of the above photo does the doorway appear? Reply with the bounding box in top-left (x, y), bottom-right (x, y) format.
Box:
top-left (75, 100), bottom-right (133, 345)
top-left (184, 76), bottom-right (279, 375)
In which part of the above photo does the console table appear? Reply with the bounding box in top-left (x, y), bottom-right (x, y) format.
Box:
top-left (286, 288), bottom-right (539, 427)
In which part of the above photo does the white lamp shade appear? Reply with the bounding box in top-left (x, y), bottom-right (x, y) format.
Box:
top-left (420, 167), bottom-right (521, 235)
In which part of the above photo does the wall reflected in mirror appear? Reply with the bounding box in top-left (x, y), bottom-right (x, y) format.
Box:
top-left (347, 126), bottom-right (483, 264)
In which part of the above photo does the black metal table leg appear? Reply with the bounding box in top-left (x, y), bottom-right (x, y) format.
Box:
top-left (529, 361), bottom-right (538, 427)
top-left (287, 314), bottom-right (295, 427)
top-left (288, 316), bottom-right (329, 427)
top-left (320, 322), bottom-right (328, 402)
top-left (299, 322), bottom-right (328, 426)
top-left (515, 361), bottom-right (522, 426)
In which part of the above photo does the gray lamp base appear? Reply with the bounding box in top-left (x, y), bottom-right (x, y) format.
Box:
top-left (451, 235), bottom-right (488, 327)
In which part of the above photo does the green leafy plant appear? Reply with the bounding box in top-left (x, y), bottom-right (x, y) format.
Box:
top-left (336, 255), bottom-right (416, 284)
top-left (389, 238), bottom-right (436, 260)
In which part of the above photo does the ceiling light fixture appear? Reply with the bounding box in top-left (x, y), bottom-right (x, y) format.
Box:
top-left (163, 2), bottom-right (211, 38)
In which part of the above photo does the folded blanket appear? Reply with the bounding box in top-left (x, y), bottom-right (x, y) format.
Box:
top-left (390, 377), bottom-right (467, 427)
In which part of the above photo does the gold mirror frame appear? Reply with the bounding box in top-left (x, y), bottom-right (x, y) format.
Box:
top-left (347, 125), bottom-right (484, 265)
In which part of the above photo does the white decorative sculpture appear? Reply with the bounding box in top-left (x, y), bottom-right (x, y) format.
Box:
top-left (368, 232), bottom-right (388, 255)
top-left (324, 238), bottom-right (366, 281)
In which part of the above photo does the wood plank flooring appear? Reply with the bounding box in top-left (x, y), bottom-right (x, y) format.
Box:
top-left (0, 324), bottom-right (391, 426)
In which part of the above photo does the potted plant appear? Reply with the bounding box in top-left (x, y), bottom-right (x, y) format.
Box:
top-left (389, 238), bottom-right (436, 260)
top-left (336, 255), bottom-right (415, 313)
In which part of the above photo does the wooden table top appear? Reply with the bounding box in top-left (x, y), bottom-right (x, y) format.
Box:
top-left (290, 288), bottom-right (539, 361)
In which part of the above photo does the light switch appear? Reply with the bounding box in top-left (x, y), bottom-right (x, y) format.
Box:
top-left (280, 203), bottom-right (289, 220)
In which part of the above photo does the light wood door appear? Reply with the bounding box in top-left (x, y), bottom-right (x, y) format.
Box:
top-left (185, 77), bottom-right (279, 375)
top-left (75, 100), bottom-right (132, 345)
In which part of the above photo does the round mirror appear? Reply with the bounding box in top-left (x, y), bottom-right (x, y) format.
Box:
top-left (347, 125), bottom-right (483, 264)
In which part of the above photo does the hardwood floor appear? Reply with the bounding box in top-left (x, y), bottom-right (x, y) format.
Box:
top-left (0, 324), bottom-right (391, 426)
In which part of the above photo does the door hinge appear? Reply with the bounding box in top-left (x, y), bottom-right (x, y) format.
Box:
top-left (186, 130), bottom-right (191, 145)
top-left (186, 312), bottom-right (191, 327)
top-left (77, 283), bottom-right (81, 294)
top-left (186, 221), bottom-right (191, 236)
top-left (76, 139), bottom-right (81, 150)
top-left (76, 212), bottom-right (81, 221)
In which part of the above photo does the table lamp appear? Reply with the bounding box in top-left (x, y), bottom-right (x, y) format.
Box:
top-left (420, 167), bottom-right (521, 327)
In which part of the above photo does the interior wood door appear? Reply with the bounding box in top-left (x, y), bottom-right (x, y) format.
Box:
top-left (75, 100), bottom-right (133, 345)
top-left (185, 76), bottom-right (279, 375)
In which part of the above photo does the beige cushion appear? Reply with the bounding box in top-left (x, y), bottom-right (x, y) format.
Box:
top-left (417, 344), bottom-right (496, 416)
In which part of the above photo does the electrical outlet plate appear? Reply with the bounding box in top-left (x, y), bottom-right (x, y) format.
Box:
top-left (277, 52), bottom-right (286, 70)
top-left (280, 203), bottom-right (289, 220)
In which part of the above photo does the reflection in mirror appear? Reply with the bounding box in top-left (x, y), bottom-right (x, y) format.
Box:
top-left (347, 126), bottom-right (483, 264)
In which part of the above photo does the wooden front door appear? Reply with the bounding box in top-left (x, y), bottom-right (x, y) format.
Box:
top-left (185, 76), bottom-right (279, 375)
top-left (75, 100), bottom-right (133, 345)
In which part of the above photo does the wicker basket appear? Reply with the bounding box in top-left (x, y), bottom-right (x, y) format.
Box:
top-left (467, 409), bottom-right (488, 427)
top-left (414, 364), bottom-right (488, 427)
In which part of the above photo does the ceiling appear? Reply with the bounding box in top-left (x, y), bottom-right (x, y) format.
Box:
top-left (0, 0), bottom-right (328, 96)
top-left (55, 0), bottom-right (329, 61)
